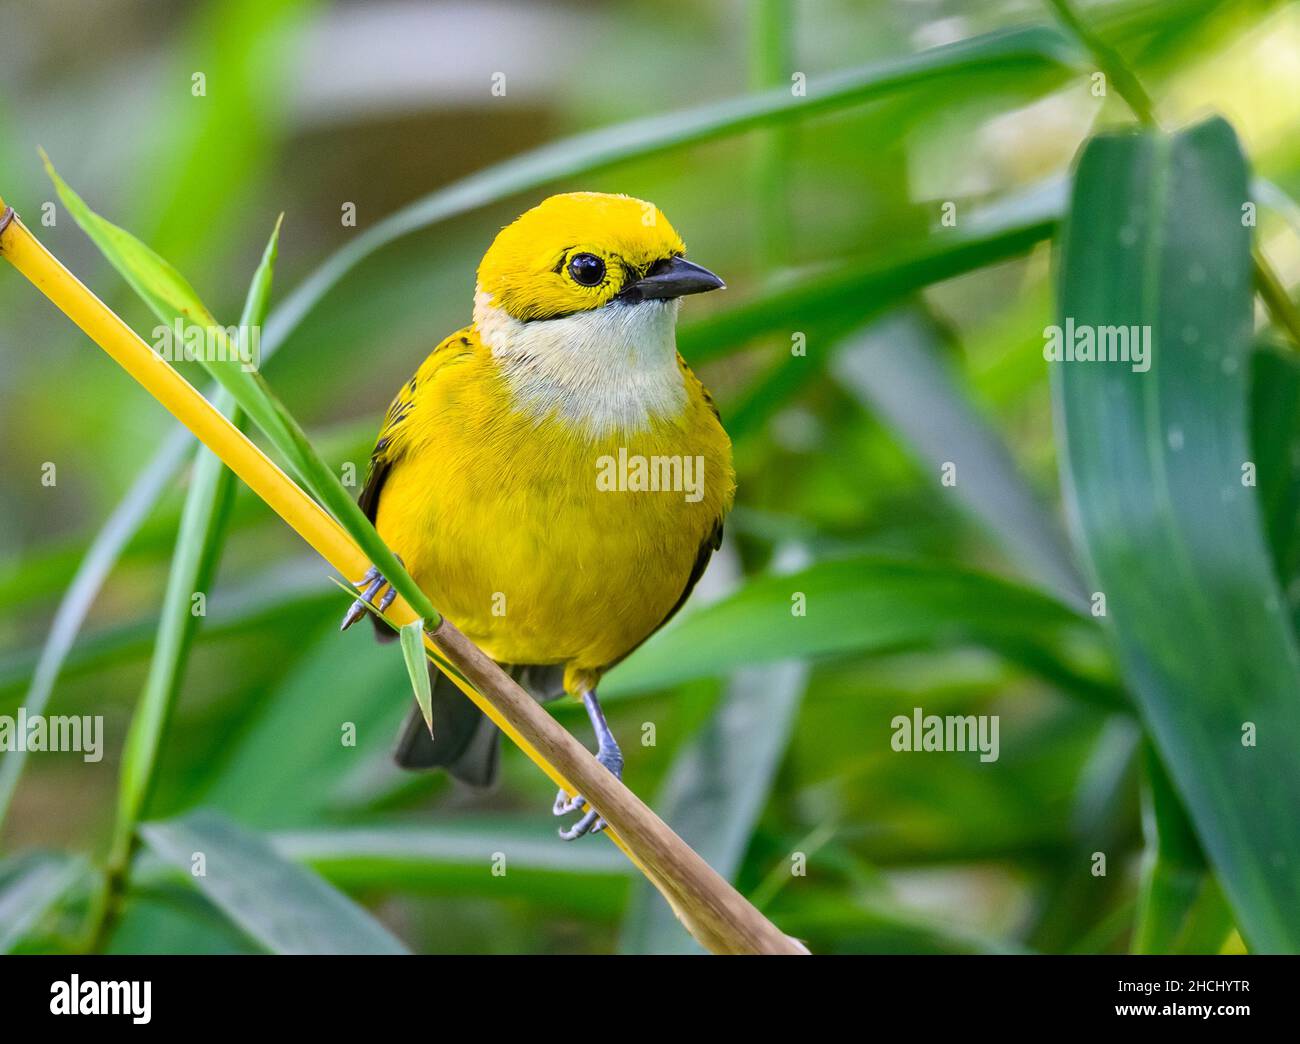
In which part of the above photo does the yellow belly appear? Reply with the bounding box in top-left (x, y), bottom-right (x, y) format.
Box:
top-left (373, 348), bottom-right (732, 692)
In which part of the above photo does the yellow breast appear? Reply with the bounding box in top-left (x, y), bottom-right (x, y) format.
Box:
top-left (372, 326), bottom-right (733, 693)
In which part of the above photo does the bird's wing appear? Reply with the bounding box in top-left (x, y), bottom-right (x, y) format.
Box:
top-left (602, 357), bottom-right (728, 671)
top-left (601, 518), bottom-right (723, 677)
top-left (657, 515), bottom-right (724, 631)
top-left (354, 329), bottom-right (477, 641)
top-left (647, 354), bottom-right (727, 634)
top-left (358, 327), bottom-right (477, 524)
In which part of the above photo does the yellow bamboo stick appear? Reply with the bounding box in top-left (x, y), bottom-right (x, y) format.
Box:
top-left (0, 202), bottom-right (806, 956)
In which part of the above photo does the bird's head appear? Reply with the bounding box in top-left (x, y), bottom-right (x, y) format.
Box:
top-left (472, 193), bottom-right (724, 432)
top-left (474, 192), bottom-right (724, 323)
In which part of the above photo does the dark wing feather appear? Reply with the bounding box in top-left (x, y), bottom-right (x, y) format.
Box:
top-left (660, 518), bottom-right (723, 634)
top-left (353, 341), bottom-right (453, 639)
top-left (358, 373), bottom-right (419, 523)
top-left (357, 454), bottom-right (391, 525)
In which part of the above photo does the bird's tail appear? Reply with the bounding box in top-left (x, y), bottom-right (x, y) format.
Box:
top-left (392, 662), bottom-right (565, 787)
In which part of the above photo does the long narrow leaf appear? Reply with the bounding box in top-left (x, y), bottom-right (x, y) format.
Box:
top-left (0, 441), bottom-right (191, 834)
top-left (1052, 117), bottom-right (1300, 951)
top-left (0, 852), bottom-right (86, 952)
top-left (834, 306), bottom-right (1086, 607)
top-left (139, 810), bottom-right (408, 955)
top-left (605, 556), bottom-right (1118, 706)
top-left (133, 820), bottom-right (633, 920)
top-left (1131, 744), bottom-right (1211, 953)
top-left (45, 161), bottom-right (440, 633)
top-left (683, 178), bottom-right (1063, 363)
top-left (111, 219), bottom-right (282, 862)
top-left (399, 620), bottom-right (434, 734)
top-left (262, 26), bottom-right (1080, 351)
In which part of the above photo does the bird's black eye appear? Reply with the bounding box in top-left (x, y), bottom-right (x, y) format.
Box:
top-left (567, 253), bottom-right (606, 287)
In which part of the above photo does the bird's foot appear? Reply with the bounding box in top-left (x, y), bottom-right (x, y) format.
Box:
top-left (339, 562), bottom-right (400, 631)
top-left (554, 742), bottom-right (623, 841)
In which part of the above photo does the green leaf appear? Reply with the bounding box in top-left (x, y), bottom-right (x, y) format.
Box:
top-left (131, 819), bottom-right (632, 921)
top-left (0, 440), bottom-right (193, 829)
top-left (399, 620), bottom-right (434, 736)
top-left (269, 821), bottom-right (633, 880)
top-left (605, 556), bottom-right (1118, 706)
top-left (772, 892), bottom-right (1033, 955)
top-left (1250, 345), bottom-right (1300, 628)
top-left (41, 150), bottom-right (220, 329)
top-left (1052, 116), bottom-right (1300, 951)
top-left (106, 885), bottom-right (264, 956)
top-left (0, 852), bottom-right (86, 953)
top-left (45, 159), bottom-right (440, 631)
top-left (139, 810), bottom-right (409, 954)
top-left (43, 156), bottom-right (301, 480)
top-left (1131, 744), bottom-right (1210, 953)
top-left (1170, 879), bottom-right (1235, 955)
top-left (834, 306), bottom-right (1085, 607)
top-left (682, 177), bottom-right (1063, 364)
top-left (199, 623), bottom-right (409, 826)
top-left (139, 0), bottom-right (315, 267)
top-left (748, 0), bottom-right (796, 268)
top-left (111, 218), bottom-right (282, 864)
top-left (270, 821), bottom-right (632, 917)
top-left (262, 26), bottom-right (1080, 349)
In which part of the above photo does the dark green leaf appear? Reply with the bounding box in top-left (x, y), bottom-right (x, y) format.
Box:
top-left (1131, 744), bottom-right (1212, 953)
top-left (0, 852), bottom-right (86, 953)
top-left (113, 218), bottom-right (282, 851)
top-left (1053, 116), bottom-right (1300, 951)
top-left (139, 810), bottom-right (409, 954)
top-left (1251, 345), bottom-right (1300, 628)
top-left (198, 624), bottom-right (409, 827)
top-left (605, 556), bottom-right (1117, 705)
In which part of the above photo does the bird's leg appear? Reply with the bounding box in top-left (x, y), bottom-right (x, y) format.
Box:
top-left (554, 688), bottom-right (623, 841)
top-left (339, 558), bottom-right (401, 631)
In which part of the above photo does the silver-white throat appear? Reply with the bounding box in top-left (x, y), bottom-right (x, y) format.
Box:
top-left (473, 289), bottom-right (687, 436)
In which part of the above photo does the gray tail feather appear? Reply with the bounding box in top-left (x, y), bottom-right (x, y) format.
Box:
top-left (392, 662), bottom-right (565, 788)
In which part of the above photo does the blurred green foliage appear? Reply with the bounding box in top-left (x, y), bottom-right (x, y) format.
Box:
top-left (2, 0), bottom-right (1299, 954)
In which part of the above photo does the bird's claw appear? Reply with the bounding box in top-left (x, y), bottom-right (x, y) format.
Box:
top-left (554, 746), bottom-right (622, 841)
top-left (558, 808), bottom-right (606, 841)
top-left (552, 789), bottom-right (585, 816)
top-left (340, 563), bottom-right (400, 631)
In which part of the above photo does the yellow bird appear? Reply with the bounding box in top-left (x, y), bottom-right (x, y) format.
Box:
top-left (341, 192), bottom-right (734, 838)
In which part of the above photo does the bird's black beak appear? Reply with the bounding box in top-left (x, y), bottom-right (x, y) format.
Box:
top-left (618, 256), bottom-right (725, 304)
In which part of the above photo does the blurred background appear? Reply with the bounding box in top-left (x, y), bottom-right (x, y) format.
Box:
top-left (2, 0), bottom-right (1298, 954)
